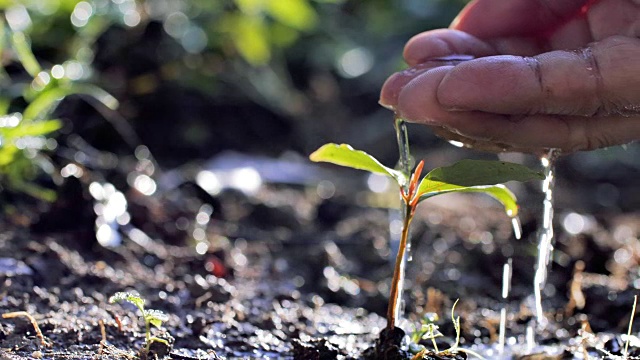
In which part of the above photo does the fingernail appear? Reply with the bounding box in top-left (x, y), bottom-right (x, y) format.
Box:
top-left (378, 101), bottom-right (395, 111)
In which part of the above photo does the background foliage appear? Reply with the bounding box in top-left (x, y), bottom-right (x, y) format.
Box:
top-left (0, 0), bottom-right (638, 214)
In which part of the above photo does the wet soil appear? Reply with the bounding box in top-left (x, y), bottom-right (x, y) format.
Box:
top-left (1, 160), bottom-right (640, 359)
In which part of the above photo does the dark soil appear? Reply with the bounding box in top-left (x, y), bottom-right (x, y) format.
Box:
top-left (1, 151), bottom-right (640, 359)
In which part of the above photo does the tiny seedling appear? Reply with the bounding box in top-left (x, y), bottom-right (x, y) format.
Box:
top-left (310, 143), bottom-right (543, 332)
top-left (410, 312), bottom-right (442, 353)
top-left (409, 300), bottom-right (486, 359)
top-left (108, 292), bottom-right (170, 355)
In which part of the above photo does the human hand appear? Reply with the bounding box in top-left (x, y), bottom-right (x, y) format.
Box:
top-left (380, 0), bottom-right (640, 154)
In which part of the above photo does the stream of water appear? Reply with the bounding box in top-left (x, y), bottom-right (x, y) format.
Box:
top-left (533, 149), bottom-right (561, 328)
top-left (392, 117), bottom-right (413, 326)
top-left (390, 118), bottom-right (564, 356)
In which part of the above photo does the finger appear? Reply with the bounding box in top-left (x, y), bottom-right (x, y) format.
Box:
top-left (587, 0), bottom-right (640, 40)
top-left (451, 0), bottom-right (591, 39)
top-left (380, 60), bottom-right (469, 108)
top-left (412, 103), bottom-right (640, 153)
top-left (403, 29), bottom-right (496, 66)
top-left (434, 36), bottom-right (640, 117)
top-left (440, 112), bottom-right (640, 153)
top-left (547, 14), bottom-right (593, 50)
top-left (394, 61), bottom-right (640, 152)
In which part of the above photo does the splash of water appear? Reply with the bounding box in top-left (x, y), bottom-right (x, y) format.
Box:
top-left (533, 149), bottom-right (561, 328)
top-left (392, 117), bottom-right (413, 326)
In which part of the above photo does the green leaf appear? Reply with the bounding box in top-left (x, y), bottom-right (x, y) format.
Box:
top-left (309, 143), bottom-right (406, 186)
top-left (266, 0), bottom-right (318, 30)
top-left (416, 180), bottom-right (518, 217)
top-left (0, 97), bottom-right (11, 116)
top-left (224, 14), bottom-right (271, 65)
top-left (425, 159), bottom-right (543, 187)
top-left (109, 292), bottom-right (146, 312)
top-left (0, 145), bottom-right (18, 166)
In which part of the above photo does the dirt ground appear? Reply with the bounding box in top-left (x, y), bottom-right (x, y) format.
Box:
top-left (1, 156), bottom-right (640, 359)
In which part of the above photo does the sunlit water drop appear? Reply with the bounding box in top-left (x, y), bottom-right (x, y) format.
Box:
top-left (533, 149), bottom-right (561, 329)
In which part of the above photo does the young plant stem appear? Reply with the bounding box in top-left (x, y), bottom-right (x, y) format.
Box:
top-left (386, 203), bottom-right (414, 329)
top-left (144, 319), bottom-right (154, 353)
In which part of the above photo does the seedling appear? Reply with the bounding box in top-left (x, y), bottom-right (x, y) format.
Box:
top-left (410, 312), bottom-right (442, 353)
top-left (310, 143), bottom-right (543, 332)
top-left (409, 300), bottom-right (486, 359)
top-left (108, 292), bottom-right (170, 355)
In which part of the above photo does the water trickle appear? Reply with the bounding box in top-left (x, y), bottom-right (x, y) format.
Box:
top-left (511, 217), bottom-right (522, 240)
top-left (392, 116), bottom-right (413, 326)
top-left (533, 149), bottom-right (561, 328)
top-left (498, 258), bottom-right (513, 354)
top-left (498, 308), bottom-right (507, 354)
top-left (526, 325), bottom-right (535, 353)
top-left (394, 117), bottom-right (412, 179)
top-left (502, 258), bottom-right (513, 300)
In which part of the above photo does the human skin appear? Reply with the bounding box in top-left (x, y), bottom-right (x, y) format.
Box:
top-left (379, 0), bottom-right (640, 154)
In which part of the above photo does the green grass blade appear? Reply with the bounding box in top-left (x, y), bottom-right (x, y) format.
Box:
top-left (68, 83), bottom-right (119, 110)
top-left (23, 84), bottom-right (119, 121)
top-left (2, 119), bottom-right (61, 138)
top-left (23, 87), bottom-right (67, 121)
top-left (425, 159), bottom-right (543, 187)
top-left (11, 181), bottom-right (57, 202)
top-left (417, 180), bottom-right (518, 217)
top-left (310, 143), bottom-right (406, 186)
top-left (10, 32), bottom-right (41, 77)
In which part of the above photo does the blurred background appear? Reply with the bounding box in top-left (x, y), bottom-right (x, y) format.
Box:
top-left (0, 0), bottom-right (472, 167)
top-left (0, 0), bottom-right (637, 264)
top-left (1, 0), bottom-right (639, 264)
top-left (2, 0), bottom-right (638, 211)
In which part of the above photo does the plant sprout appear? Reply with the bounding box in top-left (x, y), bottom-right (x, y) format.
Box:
top-left (410, 300), bottom-right (486, 359)
top-left (108, 292), bottom-right (170, 354)
top-left (310, 143), bottom-right (543, 330)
